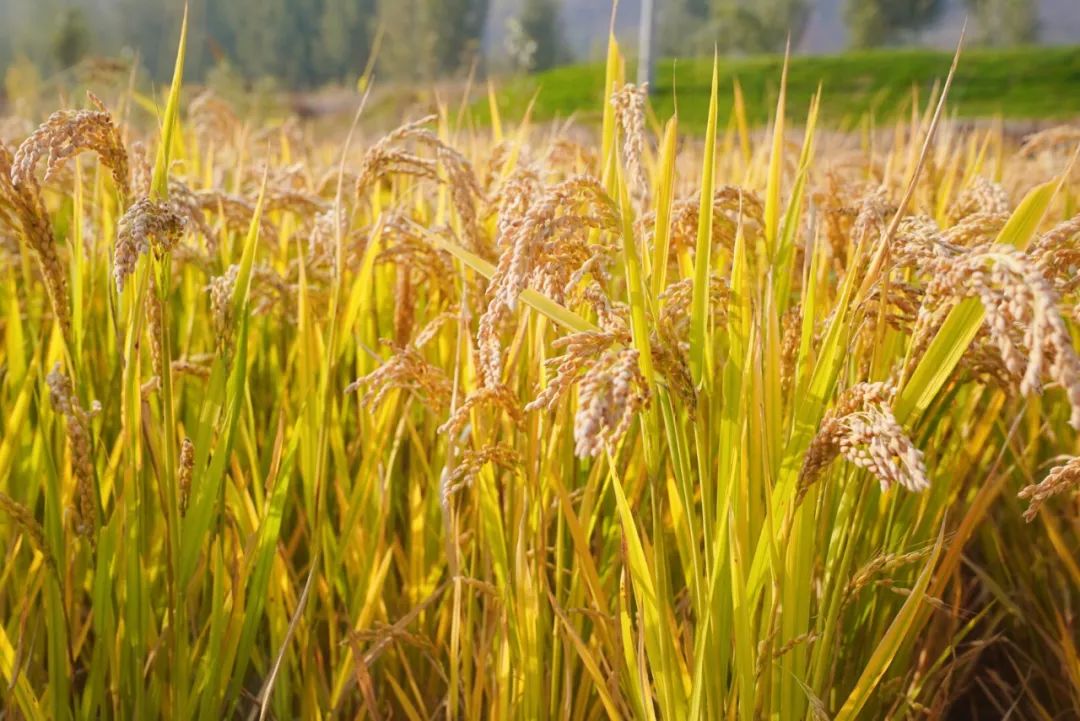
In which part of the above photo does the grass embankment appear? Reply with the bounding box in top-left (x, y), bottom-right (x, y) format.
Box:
top-left (484, 45), bottom-right (1080, 130)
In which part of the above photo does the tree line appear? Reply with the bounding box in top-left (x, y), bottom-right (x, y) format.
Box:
top-left (0, 0), bottom-right (1043, 89)
top-left (662, 0), bottom-right (1037, 55)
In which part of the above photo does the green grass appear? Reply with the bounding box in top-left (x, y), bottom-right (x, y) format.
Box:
top-left (484, 45), bottom-right (1080, 130)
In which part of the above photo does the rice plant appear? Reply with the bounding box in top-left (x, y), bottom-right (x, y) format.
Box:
top-left (0, 11), bottom-right (1078, 720)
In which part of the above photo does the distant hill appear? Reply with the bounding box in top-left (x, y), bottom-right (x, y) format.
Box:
top-left (485, 0), bottom-right (1080, 61)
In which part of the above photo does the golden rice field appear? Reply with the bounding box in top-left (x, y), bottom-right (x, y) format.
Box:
top-left (1, 16), bottom-right (1079, 721)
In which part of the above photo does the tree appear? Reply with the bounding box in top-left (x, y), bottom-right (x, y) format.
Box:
top-left (505, 18), bottom-right (538, 72)
top-left (658, 0), bottom-right (712, 57)
top-left (427, 0), bottom-right (488, 74)
top-left (845, 0), bottom-right (888, 48)
top-left (316, 0), bottom-right (376, 82)
top-left (376, 0), bottom-right (486, 80)
top-left (966, 0), bottom-right (1038, 46)
top-left (231, 0), bottom-right (291, 81)
top-left (713, 0), bottom-right (810, 54)
top-left (661, 0), bottom-right (809, 57)
top-left (118, 0), bottom-right (189, 81)
top-left (52, 7), bottom-right (90, 70)
top-left (755, 0), bottom-right (811, 51)
top-left (377, 0), bottom-right (436, 81)
top-left (845, 0), bottom-right (947, 48)
top-left (281, 0), bottom-right (326, 86)
top-left (520, 0), bottom-right (564, 72)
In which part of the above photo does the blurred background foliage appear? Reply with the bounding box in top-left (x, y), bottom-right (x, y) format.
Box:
top-left (0, 0), bottom-right (1076, 91)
